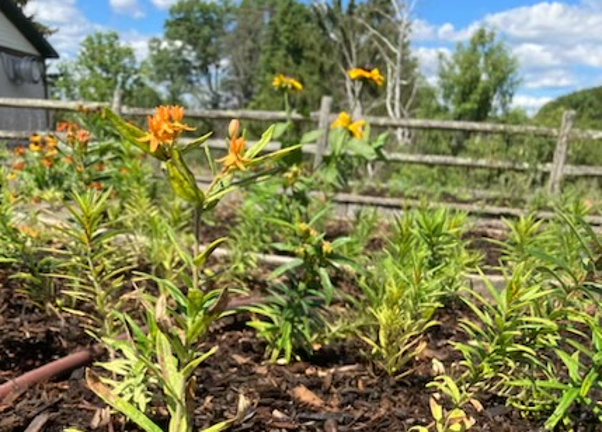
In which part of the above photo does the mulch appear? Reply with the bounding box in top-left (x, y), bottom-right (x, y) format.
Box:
top-left (0, 265), bottom-right (552, 432)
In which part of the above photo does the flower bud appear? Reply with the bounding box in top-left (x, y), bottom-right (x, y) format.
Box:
top-left (228, 119), bottom-right (240, 138)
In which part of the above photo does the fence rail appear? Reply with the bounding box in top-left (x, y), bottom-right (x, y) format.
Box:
top-left (1, 96), bottom-right (601, 195)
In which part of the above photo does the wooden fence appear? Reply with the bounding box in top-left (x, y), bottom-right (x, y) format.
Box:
top-left (1, 95), bottom-right (602, 196)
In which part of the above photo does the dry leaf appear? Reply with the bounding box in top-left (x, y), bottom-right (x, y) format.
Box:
top-left (291, 385), bottom-right (325, 408)
top-left (231, 354), bottom-right (250, 365)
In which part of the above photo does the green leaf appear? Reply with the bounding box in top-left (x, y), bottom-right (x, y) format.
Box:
top-left (545, 387), bottom-right (580, 429)
top-left (318, 267), bottom-right (334, 304)
top-left (580, 369), bottom-right (598, 397)
top-left (300, 129), bottom-right (324, 144)
top-left (269, 258), bottom-right (304, 279)
top-left (166, 148), bottom-right (204, 204)
top-left (194, 237), bottom-right (228, 267)
top-left (247, 144), bottom-right (303, 167)
top-left (180, 131), bottom-right (213, 155)
top-left (271, 121), bottom-right (290, 140)
top-left (86, 369), bottom-right (163, 432)
top-left (245, 124), bottom-right (275, 159)
top-left (181, 346), bottom-right (218, 379)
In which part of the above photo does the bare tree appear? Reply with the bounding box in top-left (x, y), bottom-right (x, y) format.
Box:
top-left (359, 0), bottom-right (419, 144)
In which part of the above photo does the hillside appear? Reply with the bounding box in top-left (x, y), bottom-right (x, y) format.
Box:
top-left (534, 86), bottom-right (602, 129)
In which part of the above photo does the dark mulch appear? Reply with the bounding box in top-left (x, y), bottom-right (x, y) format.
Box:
top-left (0, 268), bottom-right (554, 432)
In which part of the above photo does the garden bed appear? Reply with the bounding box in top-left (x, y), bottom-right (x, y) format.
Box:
top-left (0, 271), bottom-right (545, 432)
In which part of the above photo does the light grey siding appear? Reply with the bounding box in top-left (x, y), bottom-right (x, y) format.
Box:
top-left (0, 52), bottom-right (48, 131)
top-left (0, 11), bottom-right (38, 56)
top-left (0, 10), bottom-right (48, 132)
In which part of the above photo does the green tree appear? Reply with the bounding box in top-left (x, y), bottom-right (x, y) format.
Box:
top-left (221, 0), bottom-right (273, 107)
top-left (148, 0), bottom-right (232, 108)
top-left (53, 31), bottom-right (161, 107)
top-left (438, 27), bottom-right (520, 122)
top-left (251, 0), bottom-right (337, 112)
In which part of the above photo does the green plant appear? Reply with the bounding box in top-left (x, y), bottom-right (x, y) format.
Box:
top-left (319, 125), bottom-right (387, 190)
top-left (358, 256), bottom-right (441, 376)
top-left (82, 108), bottom-right (300, 432)
top-left (51, 189), bottom-right (133, 340)
top-left (247, 207), bottom-right (356, 363)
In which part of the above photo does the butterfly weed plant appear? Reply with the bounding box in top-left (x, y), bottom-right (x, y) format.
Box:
top-left (429, 207), bottom-right (602, 430)
top-left (56, 107), bottom-right (303, 432)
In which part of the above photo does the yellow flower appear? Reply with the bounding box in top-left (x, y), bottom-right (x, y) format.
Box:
top-left (138, 105), bottom-right (195, 153)
top-left (348, 67), bottom-right (384, 86)
top-left (7, 172), bottom-right (17, 181)
top-left (29, 142), bottom-right (42, 152)
top-left (331, 111), bottom-right (366, 139)
top-left (216, 119), bottom-right (250, 172)
top-left (272, 74), bottom-right (303, 92)
top-left (44, 135), bottom-right (58, 149)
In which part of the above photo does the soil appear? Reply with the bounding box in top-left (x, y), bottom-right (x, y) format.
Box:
top-left (1, 268), bottom-right (562, 432)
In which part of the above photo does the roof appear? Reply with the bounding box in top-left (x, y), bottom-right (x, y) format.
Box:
top-left (0, 0), bottom-right (58, 58)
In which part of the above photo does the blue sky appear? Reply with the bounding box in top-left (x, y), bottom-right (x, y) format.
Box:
top-left (24, 0), bottom-right (602, 114)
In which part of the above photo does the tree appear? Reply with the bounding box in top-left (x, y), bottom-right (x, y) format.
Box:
top-left (148, 0), bottom-right (232, 108)
top-left (251, 0), bottom-right (338, 112)
top-left (221, 0), bottom-right (273, 107)
top-left (438, 27), bottom-right (520, 123)
top-left (52, 31), bottom-right (161, 107)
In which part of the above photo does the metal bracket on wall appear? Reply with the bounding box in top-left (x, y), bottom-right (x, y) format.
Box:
top-left (1, 51), bottom-right (42, 85)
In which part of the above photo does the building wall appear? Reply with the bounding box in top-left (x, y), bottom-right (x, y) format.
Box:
top-left (0, 11), bottom-right (49, 132)
top-left (0, 11), bottom-right (38, 56)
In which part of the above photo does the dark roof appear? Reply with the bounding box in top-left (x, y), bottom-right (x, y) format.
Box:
top-left (0, 0), bottom-right (58, 58)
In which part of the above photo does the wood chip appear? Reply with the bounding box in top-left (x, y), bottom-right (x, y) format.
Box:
top-left (291, 385), bottom-right (325, 408)
top-left (24, 412), bottom-right (50, 432)
top-left (324, 418), bottom-right (338, 432)
top-left (231, 354), bottom-right (250, 365)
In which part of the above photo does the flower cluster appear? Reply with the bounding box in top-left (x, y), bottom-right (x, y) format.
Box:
top-left (58, 122), bottom-right (91, 147)
top-left (272, 74), bottom-right (303, 92)
top-left (138, 105), bottom-right (195, 153)
top-left (331, 111), bottom-right (366, 139)
top-left (348, 67), bottom-right (385, 86)
top-left (216, 119), bottom-right (250, 172)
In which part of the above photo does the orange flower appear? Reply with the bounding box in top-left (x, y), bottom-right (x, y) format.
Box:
top-left (14, 146), bottom-right (26, 156)
top-left (348, 67), bottom-right (384, 86)
top-left (94, 162), bottom-right (105, 171)
top-left (216, 119), bottom-right (250, 171)
top-left (138, 105), bottom-right (195, 153)
top-left (76, 129), bottom-right (91, 144)
top-left (88, 181), bottom-right (103, 190)
top-left (119, 167), bottom-right (129, 174)
top-left (11, 161), bottom-right (25, 171)
top-left (65, 156), bottom-right (74, 164)
top-left (331, 111), bottom-right (366, 139)
top-left (41, 156), bottom-right (54, 168)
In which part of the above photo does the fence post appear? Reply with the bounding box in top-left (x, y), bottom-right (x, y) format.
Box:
top-left (548, 110), bottom-right (576, 195)
top-left (313, 95), bottom-right (332, 170)
top-left (111, 88), bottom-right (123, 114)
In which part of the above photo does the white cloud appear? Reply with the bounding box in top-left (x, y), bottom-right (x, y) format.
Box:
top-left (110, 0), bottom-right (144, 18)
top-left (414, 46), bottom-right (450, 79)
top-left (149, 0), bottom-right (177, 9)
top-left (512, 95), bottom-right (553, 114)
top-left (523, 69), bottom-right (577, 89)
top-left (23, 0), bottom-right (103, 58)
top-left (120, 31), bottom-right (153, 61)
top-left (484, 1), bottom-right (602, 45)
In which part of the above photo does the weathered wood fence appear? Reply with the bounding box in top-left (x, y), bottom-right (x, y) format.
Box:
top-left (1, 95), bottom-right (602, 196)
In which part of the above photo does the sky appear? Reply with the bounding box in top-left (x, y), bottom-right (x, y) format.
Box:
top-left (22, 0), bottom-right (602, 114)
